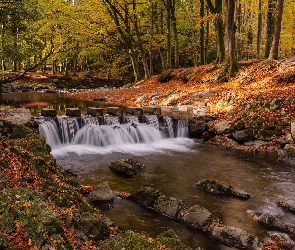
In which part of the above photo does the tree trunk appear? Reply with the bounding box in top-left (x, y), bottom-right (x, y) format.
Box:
top-left (265, 0), bottom-right (277, 58)
top-left (171, 0), bottom-right (179, 68)
top-left (269, 0), bottom-right (284, 60)
top-left (200, 0), bottom-right (205, 65)
top-left (1, 23), bottom-right (6, 71)
top-left (206, 0), bottom-right (225, 63)
top-left (222, 0), bottom-right (238, 78)
top-left (257, 0), bottom-right (263, 58)
top-left (166, 0), bottom-right (172, 69)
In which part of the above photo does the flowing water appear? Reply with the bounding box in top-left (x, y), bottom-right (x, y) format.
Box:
top-left (2, 92), bottom-right (295, 249)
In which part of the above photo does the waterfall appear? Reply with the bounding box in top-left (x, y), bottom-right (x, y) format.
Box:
top-left (37, 114), bottom-right (189, 149)
top-left (163, 116), bottom-right (175, 138)
top-left (144, 115), bottom-right (159, 130)
top-left (177, 119), bottom-right (189, 138)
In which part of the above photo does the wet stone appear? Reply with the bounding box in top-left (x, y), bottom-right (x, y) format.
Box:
top-left (87, 107), bottom-right (103, 117)
top-left (41, 108), bottom-right (57, 117)
top-left (107, 107), bottom-right (123, 116)
top-left (88, 182), bottom-right (114, 203)
top-left (66, 108), bottom-right (81, 117)
top-left (143, 106), bottom-right (161, 115)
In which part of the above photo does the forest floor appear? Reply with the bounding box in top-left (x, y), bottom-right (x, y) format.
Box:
top-left (68, 56), bottom-right (295, 120)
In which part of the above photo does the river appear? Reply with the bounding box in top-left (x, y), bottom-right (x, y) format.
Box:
top-left (1, 92), bottom-right (295, 249)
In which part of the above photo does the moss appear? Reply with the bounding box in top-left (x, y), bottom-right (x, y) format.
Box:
top-left (285, 147), bottom-right (295, 157)
top-left (0, 160), bottom-right (9, 169)
top-left (157, 229), bottom-right (192, 250)
top-left (131, 187), bottom-right (162, 207)
top-left (9, 125), bottom-right (32, 139)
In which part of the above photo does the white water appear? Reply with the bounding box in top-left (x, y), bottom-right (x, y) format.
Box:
top-left (38, 114), bottom-right (190, 154)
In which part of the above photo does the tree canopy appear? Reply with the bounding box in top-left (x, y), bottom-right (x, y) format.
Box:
top-left (0, 0), bottom-right (293, 82)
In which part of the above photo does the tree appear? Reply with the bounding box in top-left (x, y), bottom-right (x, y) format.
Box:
top-left (265, 0), bottom-right (277, 58)
top-left (205, 0), bottom-right (224, 63)
top-left (268, 0), bottom-right (284, 60)
top-left (220, 0), bottom-right (238, 79)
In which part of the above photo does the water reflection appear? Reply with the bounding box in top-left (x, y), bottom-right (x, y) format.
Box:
top-left (0, 92), bottom-right (108, 116)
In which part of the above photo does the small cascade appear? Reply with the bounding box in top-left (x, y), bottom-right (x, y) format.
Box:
top-left (82, 116), bottom-right (100, 126)
top-left (163, 116), bottom-right (175, 138)
top-left (144, 115), bottom-right (159, 130)
top-left (124, 115), bottom-right (139, 125)
top-left (37, 113), bottom-right (189, 149)
top-left (104, 115), bottom-right (120, 127)
top-left (177, 119), bottom-right (189, 138)
top-left (39, 119), bottom-right (61, 146)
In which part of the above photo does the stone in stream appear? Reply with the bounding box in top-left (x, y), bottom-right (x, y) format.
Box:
top-left (278, 200), bottom-right (295, 213)
top-left (180, 205), bottom-right (218, 231)
top-left (211, 225), bottom-right (260, 249)
top-left (130, 187), bottom-right (260, 249)
top-left (108, 159), bottom-right (138, 177)
top-left (88, 182), bottom-right (114, 203)
top-left (196, 179), bottom-right (250, 199)
top-left (258, 213), bottom-right (295, 234)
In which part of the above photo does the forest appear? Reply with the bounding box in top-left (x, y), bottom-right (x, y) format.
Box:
top-left (0, 0), bottom-right (293, 83)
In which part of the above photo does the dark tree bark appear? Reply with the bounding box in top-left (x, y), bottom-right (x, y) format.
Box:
top-left (206, 0), bottom-right (224, 63)
top-left (200, 0), bottom-right (205, 65)
top-left (257, 0), bottom-right (263, 58)
top-left (269, 0), bottom-right (284, 60)
top-left (265, 0), bottom-right (277, 58)
top-left (220, 0), bottom-right (238, 79)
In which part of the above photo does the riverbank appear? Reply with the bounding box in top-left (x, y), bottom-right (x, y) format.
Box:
top-left (67, 57), bottom-right (295, 166)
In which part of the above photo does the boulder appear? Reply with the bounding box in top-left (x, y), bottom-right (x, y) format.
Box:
top-left (278, 144), bottom-right (295, 166)
top-left (154, 196), bottom-right (186, 218)
top-left (211, 225), bottom-right (260, 249)
top-left (109, 159), bottom-right (137, 177)
top-left (278, 200), bottom-right (295, 213)
top-left (88, 182), bottom-right (114, 203)
top-left (258, 213), bottom-right (295, 234)
top-left (130, 187), bottom-right (162, 208)
top-left (232, 131), bottom-right (252, 143)
top-left (189, 119), bottom-right (207, 137)
top-left (180, 205), bottom-right (218, 230)
top-left (0, 108), bottom-right (32, 125)
top-left (214, 121), bottom-right (235, 135)
top-left (196, 179), bottom-right (250, 199)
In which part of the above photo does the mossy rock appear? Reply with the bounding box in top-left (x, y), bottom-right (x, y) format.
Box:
top-left (109, 159), bottom-right (137, 177)
top-left (9, 125), bottom-right (32, 139)
top-left (0, 188), bottom-right (72, 248)
top-left (196, 179), bottom-right (250, 199)
top-left (130, 187), bottom-right (162, 208)
top-left (73, 212), bottom-right (110, 242)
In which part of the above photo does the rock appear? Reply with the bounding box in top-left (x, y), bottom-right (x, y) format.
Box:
top-left (193, 108), bottom-right (208, 118)
top-left (154, 196), bottom-right (186, 218)
top-left (285, 133), bottom-right (294, 144)
top-left (130, 187), bottom-right (162, 208)
top-left (196, 179), bottom-right (250, 199)
top-left (41, 108), bottom-right (57, 117)
top-left (278, 200), bottom-right (295, 213)
top-left (278, 144), bottom-right (295, 166)
top-left (214, 121), bottom-right (235, 135)
top-left (0, 108), bottom-right (32, 125)
top-left (211, 225), bottom-right (260, 249)
top-left (181, 205), bottom-right (218, 230)
top-left (232, 131), bottom-right (252, 143)
top-left (189, 119), bottom-right (207, 137)
top-left (109, 159), bottom-right (137, 177)
top-left (202, 131), bottom-right (215, 141)
top-left (107, 107), bottom-right (123, 116)
top-left (87, 107), bottom-right (103, 117)
top-left (88, 182), bottom-right (114, 203)
top-left (66, 108), bottom-right (81, 117)
top-left (258, 213), bottom-right (295, 234)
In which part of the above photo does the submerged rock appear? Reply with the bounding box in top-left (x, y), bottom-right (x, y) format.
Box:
top-left (88, 182), bottom-right (114, 203)
top-left (181, 205), bottom-right (218, 230)
top-left (130, 187), bottom-right (260, 249)
top-left (211, 225), bottom-right (260, 249)
top-left (278, 200), bottom-right (295, 213)
top-left (109, 159), bottom-right (137, 177)
top-left (258, 213), bottom-right (295, 234)
top-left (196, 179), bottom-right (250, 199)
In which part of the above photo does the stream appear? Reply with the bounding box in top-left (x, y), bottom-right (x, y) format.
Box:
top-left (1, 92), bottom-right (295, 249)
